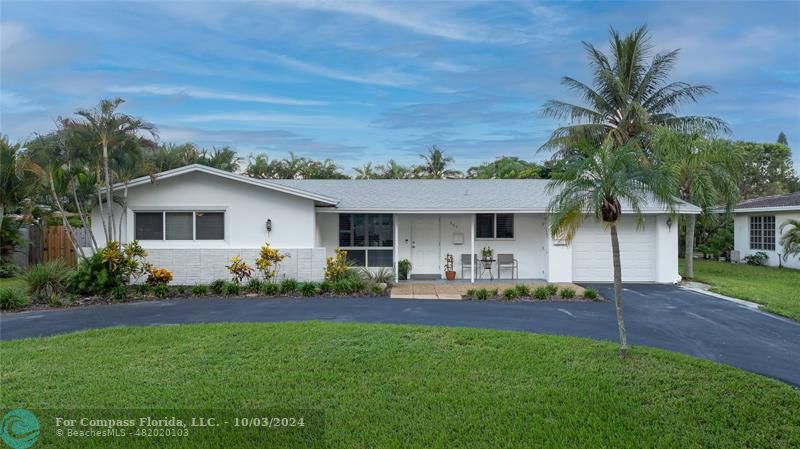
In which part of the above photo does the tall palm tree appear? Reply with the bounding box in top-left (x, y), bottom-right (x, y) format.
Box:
top-left (354, 162), bottom-right (377, 179)
top-left (379, 160), bottom-right (410, 179)
top-left (651, 128), bottom-right (743, 278)
top-left (541, 26), bottom-right (727, 154)
top-left (780, 219), bottom-right (800, 263)
top-left (199, 147), bottom-right (240, 172)
top-left (547, 139), bottom-right (675, 356)
top-left (67, 98), bottom-right (157, 243)
top-left (417, 145), bottom-right (461, 179)
top-left (0, 135), bottom-right (33, 220)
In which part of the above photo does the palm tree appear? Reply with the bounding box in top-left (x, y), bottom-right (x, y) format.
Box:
top-left (378, 160), bottom-right (410, 179)
top-left (541, 26), bottom-right (727, 154)
top-left (780, 219), bottom-right (800, 262)
top-left (547, 139), bottom-right (675, 356)
top-left (67, 98), bottom-right (157, 243)
top-left (417, 145), bottom-right (461, 179)
top-left (0, 135), bottom-right (32, 220)
top-left (199, 147), bottom-right (240, 172)
top-left (354, 162), bottom-right (377, 179)
top-left (651, 129), bottom-right (743, 278)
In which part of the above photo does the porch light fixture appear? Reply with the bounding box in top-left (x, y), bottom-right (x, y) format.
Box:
top-left (266, 219), bottom-right (272, 233)
top-left (666, 217), bottom-right (673, 230)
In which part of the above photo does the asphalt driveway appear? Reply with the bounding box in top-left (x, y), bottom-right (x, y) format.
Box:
top-left (1, 284), bottom-right (799, 386)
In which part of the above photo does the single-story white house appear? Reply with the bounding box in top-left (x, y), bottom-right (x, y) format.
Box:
top-left (90, 164), bottom-right (700, 284)
top-left (728, 192), bottom-right (800, 269)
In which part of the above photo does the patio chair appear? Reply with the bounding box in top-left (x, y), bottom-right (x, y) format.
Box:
top-left (460, 253), bottom-right (477, 279)
top-left (497, 253), bottom-right (518, 279)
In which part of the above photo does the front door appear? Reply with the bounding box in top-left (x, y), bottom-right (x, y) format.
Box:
top-left (411, 215), bottom-right (440, 275)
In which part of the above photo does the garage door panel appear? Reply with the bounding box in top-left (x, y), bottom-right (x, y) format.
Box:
top-left (572, 217), bottom-right (656, 282)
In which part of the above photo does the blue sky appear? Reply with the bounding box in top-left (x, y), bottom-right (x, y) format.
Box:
top-left (2, 1), bottom-right (799, 172)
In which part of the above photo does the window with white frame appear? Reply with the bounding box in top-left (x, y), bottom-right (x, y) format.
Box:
top-left (134, 211), bottom-right (224, 241)
top-left (749, 215), bottom-right (775, 251)
top-left (338, 214), bottom-right (393, 267)
top-left (475, 213), bottom-right (514, 239)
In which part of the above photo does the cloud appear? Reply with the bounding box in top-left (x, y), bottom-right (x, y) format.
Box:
top-left (0, 21), bottom-right (81, 76)
top-left (0, 91), bottom-right (46, 113)
top-left (373, 95), bottom-right (535, 129)
top-left (106, 84), bottom-right (326, 106)
top-left (179, 112), bottom-right (366, 130)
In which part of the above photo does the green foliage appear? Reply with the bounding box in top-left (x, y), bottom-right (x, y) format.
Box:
top-left (260, 282), bottom-right (280, 296)
top-left (502, 288), bottom-right (518, 300)
top-left (779, 219), bottom-right (800, 262)
top-left (246, 278), bottom-right (263, 293)
top-left (398, 259), bottom-right (412, 280)
top-left (466, 156), bottom-right (551, 179)
top-left (152, 284), bottom-right (170, 298)
top-left (514, 284), bottom-right (530, 297)
top-left (22, 261), bottom-right (69, 303)
top-left (325, 249), bottom-right (351, 282)
top-left (136, 284), bottom-right (151, 296)
top-left (545, 284), bottom-right (559, 297)
top-left (560, 288), bottom-right (576, 299)
top-left (734, 141), bottom-right (799, 199)
top-left (226, 256), bottom-right (254, 283)
top-left (464, 288), bottom-right (476, 299)
top-left (111, 285), bottom-right (128, 302)
top-left (417, 145), bottom-right (461, 179)
top-left (175, 285), bottom-right (187, 295)
top-left (583, 288), bottom-right (599, 300)
top-left (191, 285), bottom-right (209, 296)
top-left (533, 287), bottom-right (549, 300)
top-left (743, 252), bottom-right (769, 266)
top-left (370, 283), bottom-right (385, 295)
top-left (0, 217), bottom-right (25, 264)
top-left (333, 279), bottom-right (356, 295)
top-left (474, 288), bottom-right (490, 300)
top-left (300, 282), bottom-right (318, 297)
top-left (254, 244), bottom-right (286, 282)
top-left (67, 253), bottom-right (120, 295)
top-left (223, 282), bottom-right (241, 296)
top-left (209, 279), bottom-right (227, 295)
top-left (363, 267), bottom-right (393, 284)
top-left (318, 281), bottom-right (333, 294)
top-left (280, 279), bottom-right (299, 294)
top-left (0, 259), bottom-right (19, 278)
top-left (0, 287), bottom-right (28, 310)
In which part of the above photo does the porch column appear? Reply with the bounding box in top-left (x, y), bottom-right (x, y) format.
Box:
top-left (393, 213), bottom-right (399, 283)
top-left (470, 214), bottom-right (475, 283)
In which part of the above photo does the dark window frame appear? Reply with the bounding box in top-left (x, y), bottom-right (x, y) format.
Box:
top-left (338, 214), bottom-right (394, 268)
top-left (749, 215), bottom-right (775, 251)
top-left (134, 210), bottom-right (225, 241)
top-left (475, 213), bottom-right (515, 240)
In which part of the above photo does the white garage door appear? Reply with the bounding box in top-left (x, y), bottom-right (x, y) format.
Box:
top-left (572, 217), bottom-right (656, 282)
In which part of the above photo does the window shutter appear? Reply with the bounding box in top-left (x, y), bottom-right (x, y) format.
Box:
top-left (166, 212), bottom-right (193, 240)
top-left (495, 214), bottom-right (514, 239)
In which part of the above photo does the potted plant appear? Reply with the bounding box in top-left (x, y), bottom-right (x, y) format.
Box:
top-left (443, 254), bottom-right (456, 280)
top-left (481, 246), bottom-right (493, 261)
top-left (398, 259), bottom-right (412, 280)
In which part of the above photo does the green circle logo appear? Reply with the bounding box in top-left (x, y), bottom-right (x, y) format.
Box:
top-left (1, 409), bottom-right (39, 449)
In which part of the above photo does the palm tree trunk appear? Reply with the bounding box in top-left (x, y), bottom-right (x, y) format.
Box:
top-left (49, 177), bottom-right (85, 259)
top-left (71, 188), bottom-right (98, 251)
top-left (96, 187), bottom-right (109, 244)
top-left (684, 214), bottom-right (696, 279)
top-left (102, 139), bottom-right (115, 242)
top-left (117, 181), bottom-right (128, 242)
top-left (610, 222), bottom-right (628, 357)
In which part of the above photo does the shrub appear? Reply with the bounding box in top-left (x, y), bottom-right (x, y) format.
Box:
top-left (280, 279), bottom-right (299, 294)
top-left (223, 282), bottom-right (241, 296)
top-left (502, 288), bottom-right (518, 300)
top-left (325, 249), bottom-right (351, 281)
top-left (474, 288), bottom-right (490, 300)
top-left (300, 282), bottom-right (318, 296)
top-left (0, 259), bottom-right (19, 278)
top-left (175, 285), bottom-right (187, 295)
top-left (364, 267), bottom-right (393, 284)
top-left (136, 284), bottom-right (151, 296)
top-left (47, 295), bottom-right (64, 307)
top-left (192, 285), bottom-right (209, 296)
top-left (209, 279), bottom-right (227, 295)
top-left (350, 276), bottom-right (367, 293)
top-left (0, 287), bottom-right (28, 310)
top-left (370, 283), bottom-right (385, 295)
top-left (514, 284), bottom-right (530, 297)
top-left (153, 284), bottom-right (171, 298)
top-left (260, 282), bottom-right (280, 296)
top-left (490, 288), bottom-right (499, 298)
top-left (226, 256), bottom-right (254, 283)
top-left (398, 259), bottom-right (412, 280)
top-left (255, 244), bottom-right (286, 282)
top-left (318, 281), bottom-right (332, 294)
top-left (333, 279), bottom-right (355, 295)
top-left (545, 284), bottom-right (559, 297)
top-left (111, 285), bottom-right (129, 302)
top-left (22, 260), bottom-right (69, 303)
top-left (464, 288), bottom-right (476, 299)
top-left (560, 287), bottom-right (576, 299)
top-left (583, 288), bottom-right (599, 300)
top-left (743, 251), bottom-right (769, 266)
top-left (246, 278), bottom-right (263, 293)
top-left (67, 241), bottom-right (148, 295)
top-left (533, 287), bottom-right (549, 300)
top-left (145, 266), bottom-right (173, 286)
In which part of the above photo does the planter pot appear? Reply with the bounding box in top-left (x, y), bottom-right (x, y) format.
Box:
top-left (445, 271), bottom-right (456, 281)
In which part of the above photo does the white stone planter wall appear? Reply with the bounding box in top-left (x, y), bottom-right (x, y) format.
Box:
top-left (141, 248), bottom-right (327, 285)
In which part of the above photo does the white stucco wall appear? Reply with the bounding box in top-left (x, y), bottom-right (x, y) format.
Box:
top-left (733, 211), bottom-right (800, 269)
top-left (89, 172), bottom-right (326, 283)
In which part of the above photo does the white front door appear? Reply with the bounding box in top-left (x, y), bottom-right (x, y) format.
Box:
top-left (411, 215), bottom-right (440, 274)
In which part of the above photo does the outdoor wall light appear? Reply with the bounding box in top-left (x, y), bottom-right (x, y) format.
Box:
top-left (666, 217), bottom-right (673, 230)
top-left (266, 219), bottom-right (272, 233)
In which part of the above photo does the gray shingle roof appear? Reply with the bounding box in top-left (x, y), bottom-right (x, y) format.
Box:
top-left (733, 192), bottom-right (800, 210)
top-left (272, 179), bottom-right (699, 213)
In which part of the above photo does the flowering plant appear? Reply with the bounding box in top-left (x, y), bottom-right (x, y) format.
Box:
top-left (226, 256), bottom-right (254, 283)
top-left (255, 244), bottom-right (286, 281)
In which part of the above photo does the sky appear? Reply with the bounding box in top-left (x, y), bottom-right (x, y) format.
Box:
top-left (1, 0), bottom-right (799, 172)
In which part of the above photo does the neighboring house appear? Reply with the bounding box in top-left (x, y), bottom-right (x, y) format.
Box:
top-left (89, 164), bottom-right (700, 284)
top-left (728, 192), bottom-right (800, 269)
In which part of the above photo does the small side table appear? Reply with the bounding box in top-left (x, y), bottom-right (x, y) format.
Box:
top-left (478, 258), bottom-right (495, 280)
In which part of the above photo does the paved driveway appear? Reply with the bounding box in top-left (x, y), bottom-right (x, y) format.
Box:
top-left (1, 284), bottom-right (798, 386)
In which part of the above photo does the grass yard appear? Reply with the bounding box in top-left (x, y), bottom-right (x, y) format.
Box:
top-left (0, 276), bottom-right (26, 291)
top-left (682, 259), bottom-right (800, 321)
top-left (2, 322), bottom-right (798, 448)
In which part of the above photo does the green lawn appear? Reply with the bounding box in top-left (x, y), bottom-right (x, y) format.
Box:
top-left (2, 322), bottom-right (797, 448)
top-left (0, 276), bottom-right (26, 291)
top-left (682, 259), bottom-right (800, 321)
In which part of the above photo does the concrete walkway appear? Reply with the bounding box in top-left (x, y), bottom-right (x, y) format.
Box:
top-left (1, 284), bottom-right (798, 386)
